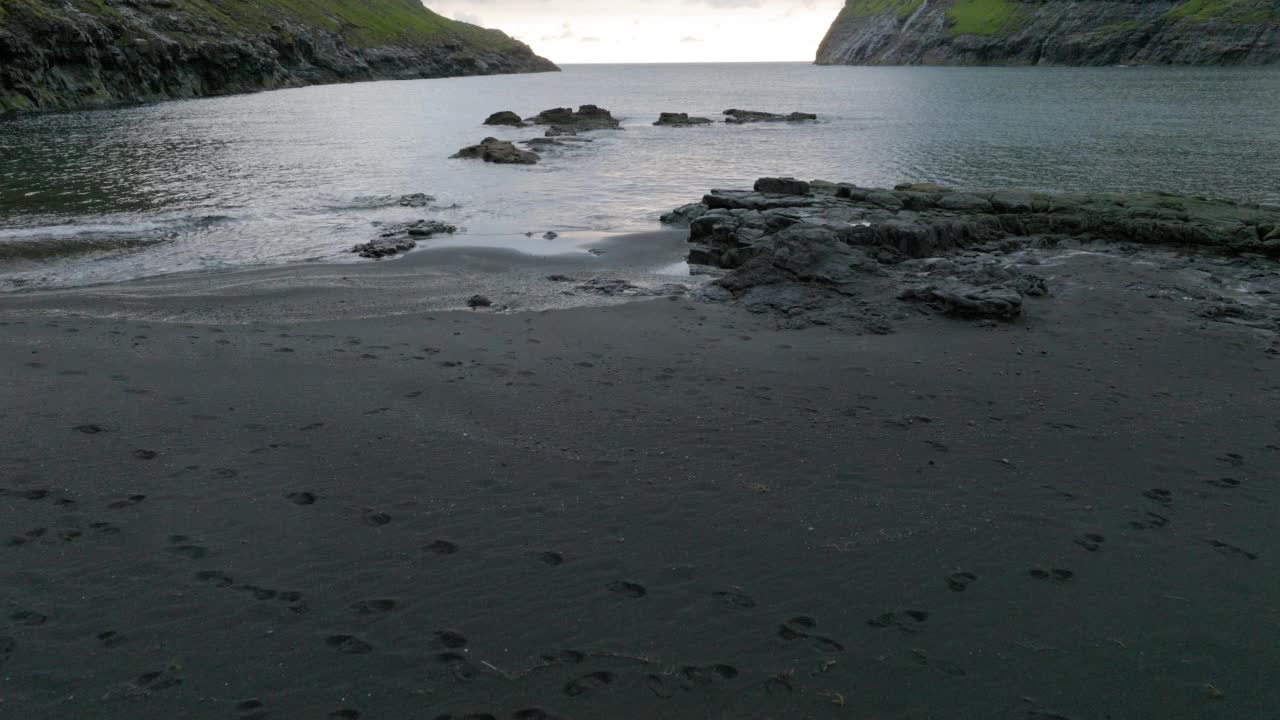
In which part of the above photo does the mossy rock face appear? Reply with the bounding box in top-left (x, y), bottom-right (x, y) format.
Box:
top-left (817, 0), bottom-right (1280, 65)
top-left (0, 0), bottom-right (558, 112)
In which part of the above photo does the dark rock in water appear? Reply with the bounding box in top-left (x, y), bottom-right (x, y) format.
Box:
top-left (545, 126), bottom-right (579, 137)
top-left (520, 137), bottom-right (593, 149)
top-left (353, 236), bottom-right (417, 260)
top-left (724, 109), bottom-right (818, 124)
top-left (0, 0), bottom-right (560, 114)
top-left (530, 105), bottom-right (622, 132)
top-left (755, 178), bottom-right (811, 196)
top-left (661, 203), bottom-right (709, 227)
top-left (547, 274), bottom-right (575, 282)
top-left (397, 193), bottom-right (435, 208)
top-left (669, 177), bottom-right (1280, 328)
top-left (451, 138), bottom-right (540, 165)
top-left (467, 295), bottom-right (493, 308)
top-left (352, 219), bottom-right (457, 259)
top-left (654, 112), bottom-right (713, 127)
top-left (543, 232), bottom-right (559, 240)
top-left (484, 111), bottom-right (526, 127)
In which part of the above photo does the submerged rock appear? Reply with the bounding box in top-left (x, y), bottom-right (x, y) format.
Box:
top-left (397, 193), bottom-right (435, 208)
top-left (467, 295), bottom-right (493, 308)
top-left (723, 109), bottom-right (818, 124)
top-left (654, 112), bottom-right (713, 127)
top-left (483, 111), bottom-right (526, 127)
top-left (451, 138), bottom-right (540, 165)
top-left (530, 105), bottom-right (622, 132)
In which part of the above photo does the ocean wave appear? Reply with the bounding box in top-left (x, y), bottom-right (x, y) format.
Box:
top-left (0, 234), bottom-right (170, 262)
top-left (0, 215), bottom-right (231, 262)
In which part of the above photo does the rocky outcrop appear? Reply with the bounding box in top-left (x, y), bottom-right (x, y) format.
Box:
top-left (484, 111), bottom-right (526, 127)
top-left (665, 177), bottom-right (1280, 328)
top-left (816, 0), bottom-right (1280, 66)
top-left (353, 219), bottom-right (457, 259)
top-left (451, 138), bottom-right (540, 164)
top-left (724, 109), bottom-right (818, 124)
top-left (529, 105), bottom-right (622, 132)
top-left (0, 0), bottom-right (559, 113)
top-left (654, 112), bottom-right (713, 127)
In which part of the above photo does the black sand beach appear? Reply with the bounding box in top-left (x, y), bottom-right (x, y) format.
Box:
top-left (1, 232), bottom-right (1277, 718)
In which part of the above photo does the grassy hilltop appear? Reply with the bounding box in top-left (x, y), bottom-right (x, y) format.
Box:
top-left (0, 0), bottom-right (558, 112)
top-left (819, 0), bottom-right (1280, 65)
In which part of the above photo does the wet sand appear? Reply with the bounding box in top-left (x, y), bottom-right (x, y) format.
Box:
top-left (0, 241), bottom-right (1277, 719)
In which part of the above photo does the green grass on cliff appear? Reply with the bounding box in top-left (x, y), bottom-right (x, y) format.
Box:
top-left (1166, 0), bottom-right (1278, 23)
top-left (0, 0), bottom-right (522, 50)
top-left (837, 0), bottom-right (925, 20)
top-left (945, 0), bottom-right (1022, 36)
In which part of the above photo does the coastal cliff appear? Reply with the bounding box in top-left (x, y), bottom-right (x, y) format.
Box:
top-left (816, 0), bottom-right (1280, 66)
top-left (0, 0), bottom-right (558, 113)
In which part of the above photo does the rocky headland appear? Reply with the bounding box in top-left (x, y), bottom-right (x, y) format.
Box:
top-left (0, 0), bottom-right (558, 113)
top-left (816, 0), bottom-right (1280, 66)
top-left (665, 177), bottom-right (1280, 331)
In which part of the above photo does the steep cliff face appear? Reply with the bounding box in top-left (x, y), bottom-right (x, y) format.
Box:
top-left (0, 0), bottom-right (558, 113)
top-left (816, 0), bottom-right (1280, 65)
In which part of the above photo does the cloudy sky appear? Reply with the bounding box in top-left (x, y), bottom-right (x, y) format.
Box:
top-left (430, 0), bottom-right (847, 63)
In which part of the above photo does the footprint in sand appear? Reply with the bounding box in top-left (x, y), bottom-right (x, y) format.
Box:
top-left (538, 551), bottom-right (565, 566)
top-left (712, 589), bottom-right (756, 608)
top-left (131, 666), bottom-right (183, 694)
top-left (362, 510), bottom-right (392, 527)
top-left (945, 572), bottom-right (979, 592)
top-left (0, 636), bottom-right (14, 665)
top-left (1206, 478), bottom-right (1241, 489)
top-left (236, 698), bottom-right (269, 720)
top-left (1030, 568), bottom-right (1075, 583)
top-left (167, 535), bottom-right (210, 559)
top-left (195, 570), bottom-right (235, 588)
top-left (11, 610), bottom-right (48, 626)
top-left (1217, 453), bottom-right (1244, 467)
top-left (350, 599), bottom-right (398, 615)
top-left (909, 649), bottom-right (966, 676)
top-left (607, 580), bottom-right (647, 598)
top-left (1074, 533), bottom-right (1106, 552)
top-left (867, 611), bottom-right (929, 634)
top-left (1142, 488), bottom-right (1173, 505)
top-left (326, 635), bottom-right (374, 655)
top-left (1129, 511), bottom-right (1169, 530)
top-left (133, 449), bottom-right (158, 460)
top-left (73, 424), bottom-right (106, 434)
top-left (647, 664), bottom-right (740, 697)
top-left (327, 710), bottom-right (362, 719)
top-left (778, 616), bottom-right (844, 650)
top-left (434, 630), bottom-right (467, 649)
top-left (514, 709), bottom-right (567, 720)
top-left (97, 630), bottom-right (126, 648)
top-left (563, 671), bottom-right (616, 697)
top-left (540, 649), bottom-right (585, 664)
top-left (437, 652), bottom-right (478, 681)
top-left (0, 488), bottom-right (50, 501)
top-left (107, 495), bottom-right (146, 509)
top-left (285, 492), bottom-right (317, 506)
top-left (425, 540), bottom-right (460, 555)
